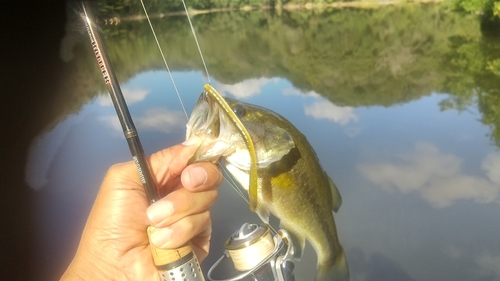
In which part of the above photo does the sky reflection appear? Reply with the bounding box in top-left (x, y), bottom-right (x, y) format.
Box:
top-left (359, 142), bottom-right (500, 208)
top-left (27, 71), bottom-right (500, 281)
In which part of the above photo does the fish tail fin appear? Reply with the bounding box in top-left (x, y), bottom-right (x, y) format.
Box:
top-left (316, 248), bottom-right (349, 281)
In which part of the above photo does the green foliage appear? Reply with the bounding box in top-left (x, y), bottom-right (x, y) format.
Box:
top-left (69, 3), bottom-right (500, 147)
top-left (437, 32), bottom-right (500, 146)
top-left (95, 0), bottom-right (275, 15)
top-left (494, 1), bottom-right (500, 15)
top-left (183, 4), bottom-right (480, 107)
top-left (486, 58), bottom-right (500, 75)
top-left (450, 0), bottom-right (488, 13)
top-left (478, 89), bottom-right (500, 146)
top-left (91, 0), bottom-right (500, 23)
top-left (448, 0), bottom-right (500, 26)
top-left (83, 3), bottom-right (481, 107)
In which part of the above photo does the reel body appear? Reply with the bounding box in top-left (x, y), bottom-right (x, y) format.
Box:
top-left (208, 224), bottom-right (296, 281)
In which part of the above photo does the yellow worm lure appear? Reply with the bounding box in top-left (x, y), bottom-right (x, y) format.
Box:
top-left (203, 84), bottom-right (259, 211)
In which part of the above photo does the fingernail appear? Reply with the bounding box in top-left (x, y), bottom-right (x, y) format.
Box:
top-left (150, 227), bottom-right (172, 248)
top-left (147, 200), bottom-right (173, 225)
top-left (186, 166), bottom-right (207, 188)
top-left (182, 136), bottom-right (201, 146)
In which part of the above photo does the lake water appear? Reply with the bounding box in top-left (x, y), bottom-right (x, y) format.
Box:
top-left (25, 3), bottom-right (500, 281)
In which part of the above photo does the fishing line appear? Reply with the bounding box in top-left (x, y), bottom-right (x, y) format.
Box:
top-left (182, 0), bottom-right (211, 84)
top-left (221, 165), bottom-right (249, 204)
top-left (138, 1), bottom-right (245, 206)
top-left (139, 0), bottom-right (188, 120)
top-left (141, 1), bottom-right (277, 235)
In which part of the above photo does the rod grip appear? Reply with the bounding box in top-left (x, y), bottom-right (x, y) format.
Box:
top-left (147, 226), bottom-right (205, 281)
top-left (147, 226), bottom-right (192, 265)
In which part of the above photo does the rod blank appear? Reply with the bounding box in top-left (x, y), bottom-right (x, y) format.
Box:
top-left (81, 2), bottom-right (159, 204)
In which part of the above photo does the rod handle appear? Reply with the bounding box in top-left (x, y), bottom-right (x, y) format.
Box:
top-left (147, 226), bottom-right (205, 281)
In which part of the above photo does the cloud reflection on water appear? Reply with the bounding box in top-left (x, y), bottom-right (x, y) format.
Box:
top-left (348, 247), bottom-right (416, 281)
top-left (304, 101), bottom-right (358, 125)
top-left (358, 142), bottom-right (500, 208)
top-left (97, 87), bottom-right (151, 106)
top-left (215, 78), bottom-right (274, 99)
top-left (216, 79), bottom-right (360, 129)
top-left (284, 87), bottom-right (359, 126)
top-left (476, 254), bottom-right (500, 277)
top-left (99, 108), bottom-right (185, 134)
top-left (282, 87), bottom-right (321, 98)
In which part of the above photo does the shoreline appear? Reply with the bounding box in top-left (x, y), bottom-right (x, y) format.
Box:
top-left (109, 0), bottom-right (445, 23)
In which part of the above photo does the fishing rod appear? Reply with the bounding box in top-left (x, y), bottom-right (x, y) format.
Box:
top-left (80, 2), bottom-right (203, 281)
top-left (82, 2), bottom-right (297, 280)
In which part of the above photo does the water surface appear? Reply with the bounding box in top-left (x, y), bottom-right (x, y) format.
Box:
top-left (26, 4), bottom-right (500, 281)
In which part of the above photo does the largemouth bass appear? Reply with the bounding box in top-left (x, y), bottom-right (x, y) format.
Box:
top-left (186, 85), bottom-right (349, 281)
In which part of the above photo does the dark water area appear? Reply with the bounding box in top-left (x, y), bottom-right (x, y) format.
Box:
top-left (3, 1), bottom-right (500, 281)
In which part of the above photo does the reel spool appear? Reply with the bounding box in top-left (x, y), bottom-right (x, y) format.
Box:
top-left (208, 223), bottom-right (295, 281)
top-left (225, 224), bottom-right (275, 271)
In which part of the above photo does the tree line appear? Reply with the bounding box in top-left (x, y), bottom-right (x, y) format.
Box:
top-left (61, 2), bottom-right (500, 147)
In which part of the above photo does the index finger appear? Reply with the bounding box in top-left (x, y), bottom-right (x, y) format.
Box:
top-left (181, 162), bottom-right (223, 192)
top-left (148, 144), bottom-right (199, 188)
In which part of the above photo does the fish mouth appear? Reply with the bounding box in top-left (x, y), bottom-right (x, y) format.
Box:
top-left (186, 84), bottom-right (259, 211)
top-left (185, 91), bottom-right (217, 141)
top-left (186, 86), bottom-right (256, 163)
top-left (186, 90), bottom-right (236, 163)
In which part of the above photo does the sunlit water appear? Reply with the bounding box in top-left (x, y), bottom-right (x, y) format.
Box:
top-left (26, 5), bottom-right (500, 281)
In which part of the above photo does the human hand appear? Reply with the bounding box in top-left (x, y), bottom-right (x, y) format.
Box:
top-left (61, 141), bottom-right (222, 280)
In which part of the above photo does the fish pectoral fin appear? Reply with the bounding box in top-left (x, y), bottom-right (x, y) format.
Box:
top-left (328, 174), bottom-right (342, 213)
top-left (279, 220), bottom-right (306, 260)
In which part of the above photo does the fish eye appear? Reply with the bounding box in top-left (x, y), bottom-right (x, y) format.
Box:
top-left (232, 105), bottom-right (247, 118)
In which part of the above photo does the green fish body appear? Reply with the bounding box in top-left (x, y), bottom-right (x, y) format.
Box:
top-left (186, 88), bottom-right (349, 281)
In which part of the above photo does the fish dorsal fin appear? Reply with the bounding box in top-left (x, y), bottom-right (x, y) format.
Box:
top-left (327, 173), bottom-right (342, 213)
